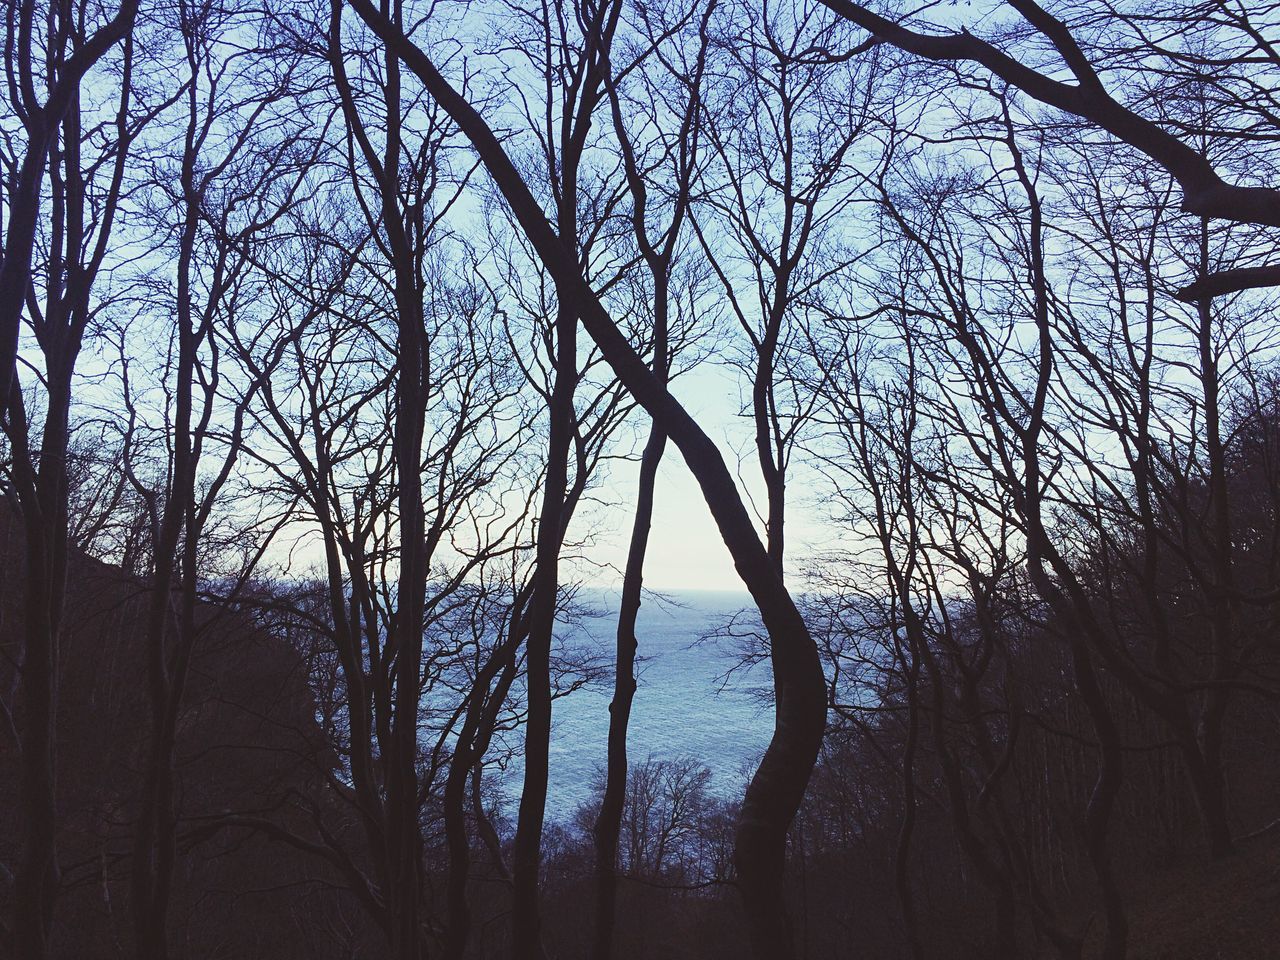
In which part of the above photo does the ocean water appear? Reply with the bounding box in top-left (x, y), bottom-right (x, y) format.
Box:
top-left (496, 589), bottom-right (776, 819)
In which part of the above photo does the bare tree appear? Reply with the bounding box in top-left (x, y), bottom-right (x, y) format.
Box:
top-left (344, 4), bottom-right (828, 956)
top-left (592, 3), bottom-right (714, 956)
top-left (120, 11), bottom-right (318, 957)
top-left (0, 5), bottom-right (150, 951)
top-left (819, 0), bottom-right (1280, 299)
top-left (694, 0), bottom-right (867, 576)
top-left (0, 0), bottom-right (140, 407)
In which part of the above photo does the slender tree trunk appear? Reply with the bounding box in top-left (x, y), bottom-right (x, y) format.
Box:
top-left (893, 652), bottom-right (924, 960)
top-left (131, 73), bottom-right (204, 952)
top-left (512, 297), bottom-right (576, 960)
top-left (135, 569), bottom-right (200, 960)
top-left (0, 0), bottom-right (141, 407)
top-left (443, 728), bottom-right (479, 960)
top-left (1182, 721), bottom-right (1234, 858)
top-left (382, 4), bottom-right (432, 952)
top-left (1194, 222), bottom-right (1236, 859)
top-left (0, 138), bottom-right (54, 408)
top-left (912, 614), bottom-right (1019, 957)
top-left (592, 419), bottom-right (666, 960)
top-left (387, 367), bottom-right (428, 960)
top-left (8, 74), bottom-right (91, 959)
top-left (590, 20), bottom-right (704, 942)
top-left (387, 213), bottom-right (429, 960)
top-left (1074, 644), bottom-right (1127, 960)
top-left (754, 334), bottom-right (785, 576)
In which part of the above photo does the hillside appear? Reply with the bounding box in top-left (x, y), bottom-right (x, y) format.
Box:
top-left (1114, 829), bottom-right (1280, 960)
top-left (0, 507), bottom-right (358, 959)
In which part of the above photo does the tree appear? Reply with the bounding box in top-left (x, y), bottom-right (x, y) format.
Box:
top-left (592, 2), bottom-right (713, 956)
top-left (121, 5), bottom-right (316, 953)
top-left (819, 0), bottom-right (1280, 299)
top-left (0, 4), bottom-right (149, 950)
top-left (345, 3), bottom-right (829, 955)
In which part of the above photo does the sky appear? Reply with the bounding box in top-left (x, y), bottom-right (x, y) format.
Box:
top-left (6, 0), bottom-right (849, 601)
top-left (568, 356), bottom-right (833, 594)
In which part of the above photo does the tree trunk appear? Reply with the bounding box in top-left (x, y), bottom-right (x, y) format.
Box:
top-left (512, 299), bottom-right (576, 960)
top-left (592, 420), bottom-right (665, 960)
top-left (12, 512), bottom-right (61, 960)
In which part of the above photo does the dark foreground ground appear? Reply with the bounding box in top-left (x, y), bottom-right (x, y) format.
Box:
top-left (1087, 828), bottom-right (1280, 959)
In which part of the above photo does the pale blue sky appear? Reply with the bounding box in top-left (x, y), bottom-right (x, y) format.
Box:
top-left (570, 356), bottom-right (832, 593)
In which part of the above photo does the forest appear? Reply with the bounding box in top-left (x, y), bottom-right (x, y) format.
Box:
top-left (2, 0), bottom-right (1280, 957)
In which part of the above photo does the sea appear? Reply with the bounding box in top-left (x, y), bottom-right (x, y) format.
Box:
top-left (494, 589), bottom-right (775, 820)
